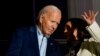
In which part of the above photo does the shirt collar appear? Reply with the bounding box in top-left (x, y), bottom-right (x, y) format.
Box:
top-left (36, 25), bottom-right (50, 38)
top-left (36, 25), bottom-right (43, 37)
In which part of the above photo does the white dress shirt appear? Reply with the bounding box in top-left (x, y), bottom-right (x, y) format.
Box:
top-left (37, 26), bottom-right (47, 56)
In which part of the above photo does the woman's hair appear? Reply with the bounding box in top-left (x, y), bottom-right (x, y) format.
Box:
top-left (67, 18), bottom-right (91, 39)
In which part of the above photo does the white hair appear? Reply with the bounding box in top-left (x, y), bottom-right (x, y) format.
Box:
top-left (37, 5), bottom-right (61, 20)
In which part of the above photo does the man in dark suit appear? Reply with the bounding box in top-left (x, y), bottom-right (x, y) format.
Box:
top-left (5, 5), bottom-right (62, 56)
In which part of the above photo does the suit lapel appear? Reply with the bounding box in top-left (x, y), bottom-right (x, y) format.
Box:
top-left (46, 38), bottom-right (54, 56)
top-left (30, 26), bottom-right (40, 56)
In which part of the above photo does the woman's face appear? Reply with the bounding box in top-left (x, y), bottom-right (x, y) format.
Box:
top-left (64, 21), bottom-right (78, 41)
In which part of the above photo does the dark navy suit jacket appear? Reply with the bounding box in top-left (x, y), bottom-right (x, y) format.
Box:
top-left (5, 25), bottom-right (61, 56)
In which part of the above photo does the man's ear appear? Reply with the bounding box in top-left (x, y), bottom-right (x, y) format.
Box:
top-left (39, 15), bottom-right (44, 24)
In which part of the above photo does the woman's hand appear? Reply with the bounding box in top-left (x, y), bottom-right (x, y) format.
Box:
top-left (81, 10), bottom-right (99, 25)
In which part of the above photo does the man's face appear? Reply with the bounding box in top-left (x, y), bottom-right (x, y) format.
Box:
top-left (40, 12), bottom-right (61, 36)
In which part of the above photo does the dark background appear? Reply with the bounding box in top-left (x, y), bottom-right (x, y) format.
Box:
top-left (0, 0), bottom-right (68, 56)
top-left (1, 0), bottom-right (34, 55)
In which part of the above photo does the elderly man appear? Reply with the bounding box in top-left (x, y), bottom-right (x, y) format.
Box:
top-left (6, 5), bottom-right (62, 56)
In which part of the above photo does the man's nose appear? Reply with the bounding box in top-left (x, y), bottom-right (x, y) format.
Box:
top-left (52, 24), bottom-right (57, 30)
